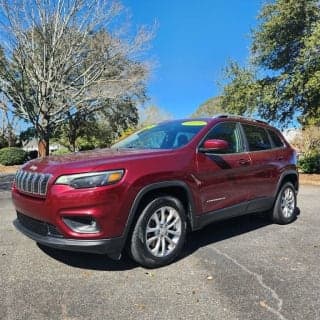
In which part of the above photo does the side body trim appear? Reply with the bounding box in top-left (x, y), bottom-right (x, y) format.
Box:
top-left (193, 197), bottom-right (274, 230)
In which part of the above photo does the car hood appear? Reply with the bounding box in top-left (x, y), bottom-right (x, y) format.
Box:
top-left (21, 148), bottom-right (175, 175)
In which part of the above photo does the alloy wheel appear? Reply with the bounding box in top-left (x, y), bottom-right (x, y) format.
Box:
top-left (281, 187), bottom-right (295, 218)
top-left (145, 206), bottom-right (182, 257)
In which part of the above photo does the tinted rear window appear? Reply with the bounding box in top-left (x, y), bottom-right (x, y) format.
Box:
top-left (268, 130), bottom-right (284, 148)
top-left (242, 124), bottom-right (271, 151)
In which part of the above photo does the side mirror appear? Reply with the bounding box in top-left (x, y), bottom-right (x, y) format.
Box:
top-left (199, 139), bottom-right (229, 153)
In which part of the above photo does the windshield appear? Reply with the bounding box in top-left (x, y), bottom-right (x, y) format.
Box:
top-left (112, 120), bottom-right (208, 150)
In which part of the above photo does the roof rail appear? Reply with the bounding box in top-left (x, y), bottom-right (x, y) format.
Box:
top-left (214, 114), bottom-right (268, 125)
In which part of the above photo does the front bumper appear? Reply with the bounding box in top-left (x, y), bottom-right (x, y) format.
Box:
top-left (11, 182), bottom-right (132, 240)
top-left (13, 218), bottom-right (124, 260)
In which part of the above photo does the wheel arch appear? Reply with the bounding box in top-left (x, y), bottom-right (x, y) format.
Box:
top-left (271, 170), bottom-right (299, 225)
top-left (275, 170), bottom-right (299, 198)
top-left (122, 181), bottom-right (196, 248)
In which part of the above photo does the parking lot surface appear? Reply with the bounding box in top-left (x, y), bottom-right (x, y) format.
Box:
top-left (0, 182), bottom-right (319, 320)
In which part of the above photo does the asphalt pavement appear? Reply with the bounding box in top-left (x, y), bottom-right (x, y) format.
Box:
top-left (0, 181), bottom-right (319, 320)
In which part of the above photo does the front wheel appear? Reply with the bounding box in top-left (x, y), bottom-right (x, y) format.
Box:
top-left (129, 196), bottom-right (187, 268)
top-left (271, 182), bottom-right (297, 224)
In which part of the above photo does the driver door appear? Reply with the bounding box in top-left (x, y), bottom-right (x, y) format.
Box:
top-left (195, 121), bottom-right (252, 214)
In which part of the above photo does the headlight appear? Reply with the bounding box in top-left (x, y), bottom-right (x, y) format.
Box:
top-left (55, 170), bottom-right (124, 189)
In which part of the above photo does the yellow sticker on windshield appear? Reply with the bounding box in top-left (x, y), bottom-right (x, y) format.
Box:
top-left (182, 121), bottom-right (207, 126)
top-left (142, 124), bottom-right (156, 130)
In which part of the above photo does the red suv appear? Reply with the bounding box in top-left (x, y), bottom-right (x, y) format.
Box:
top-left (12, 115), bottom-right (298, 268)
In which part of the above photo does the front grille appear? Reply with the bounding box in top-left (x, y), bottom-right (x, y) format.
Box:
top-left (17, 212), bottom-right (63, 238)
top-left (15, 170), bottom-right (52, 196)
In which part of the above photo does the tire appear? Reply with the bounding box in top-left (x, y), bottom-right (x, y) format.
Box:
top-left (271, 182), bottom-right (297, 224)
top-left (129, 195), bottom-right (187, 268)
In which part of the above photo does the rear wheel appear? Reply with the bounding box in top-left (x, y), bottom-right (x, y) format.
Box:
top-left (271, 182), bottom-right (297, 224)
top-left (129, 196), bottom-right (187, 268)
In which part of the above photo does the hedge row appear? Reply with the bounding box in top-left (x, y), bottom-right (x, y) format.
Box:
top-left (298, 151), bottom-right (320, 174)
top-left (0, 147), bottom-right (27, 166)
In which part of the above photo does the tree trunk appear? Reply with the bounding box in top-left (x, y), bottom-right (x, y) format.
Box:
top-left (38, 116), bottom-right (50, 157)
top-left (71, 140), bottom-right (76, 152)
top-left (38, 138), bottom-right (50, 157)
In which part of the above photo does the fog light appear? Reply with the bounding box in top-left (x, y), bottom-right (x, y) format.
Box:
top-left (62, 216), bottom-right (100, 234)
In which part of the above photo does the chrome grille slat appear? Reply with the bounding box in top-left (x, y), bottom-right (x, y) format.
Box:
top-left (21, 171), bottom-right (27, 190)
top-left (15, 171), bottom-right (21, 189)
top-left (19, 171), bottom-right (26, 190)
top-left (38, 174), bottom-right (45, 195)
top-left (15, 169), bottom-right (52, 197)
top-left (22, 172), bottom-right (29, 191)
top-left (18, 171), bottom-right (22, 190)
top-left (34, 174), bottom-right (41, 194)
top-left (27, 172), bottom-right (33, 191)
top-left (30, 173), bottom-right (37, 193)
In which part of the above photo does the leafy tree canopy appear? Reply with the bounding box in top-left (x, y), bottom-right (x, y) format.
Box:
top-left (56, 99), bottom-right (138, 152)
top-left (191, 96), bottom-right (224, 118)
top-left (252, 0), bottom-right (319, 71)
top-left (221, 0), bottom-right (320, 127)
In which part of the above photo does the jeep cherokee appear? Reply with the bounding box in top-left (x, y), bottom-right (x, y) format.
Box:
top-left (12, 115), bottom-right (298, 268)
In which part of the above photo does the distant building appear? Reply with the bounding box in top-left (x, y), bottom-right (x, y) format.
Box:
top-left (22, 138), bottom-right (62, 154)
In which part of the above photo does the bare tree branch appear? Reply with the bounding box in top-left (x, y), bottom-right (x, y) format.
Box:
top-left (0, 0), bottom-right (153, 155)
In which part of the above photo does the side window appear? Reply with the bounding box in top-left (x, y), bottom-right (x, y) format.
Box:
top-left (203, 122), bottom-right (243, 154)
top-left (242, 124), bottom-right (271, 151)
top-left (268, 130), bottom-right (284, 148)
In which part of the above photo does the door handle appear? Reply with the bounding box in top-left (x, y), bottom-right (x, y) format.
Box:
top-left (278, 156), bottom-right (284, 161)
top-left (239, 159), bottom-right (250, 166)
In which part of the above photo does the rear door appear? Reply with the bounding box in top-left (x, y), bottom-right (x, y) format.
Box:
top-left (196, 121), bottom-right (252, 214)
top-left (240, 123), bottom-right (279, 201)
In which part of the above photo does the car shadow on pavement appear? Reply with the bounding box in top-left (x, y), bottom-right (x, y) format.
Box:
top-left (182, 208), bottom-right (300, 260)
top-left (37, 211), bottom-right (289, 271)
top-left (38, 244), bottom-right (139, 271)
top-left (182, 213), bottom-right (272, 259)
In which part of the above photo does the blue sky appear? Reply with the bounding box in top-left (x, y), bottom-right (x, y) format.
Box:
top-left (123, 0), bottom-right (262, 118)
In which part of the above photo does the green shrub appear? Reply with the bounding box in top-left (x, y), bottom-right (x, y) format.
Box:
top-left (78, 141), bottom-right (96, 151)
top-left (0, 147), bottom-right (27, 166)
top-left (51, 148), bottom-right (70, 155)
top-left (298, 151), bottom-right (320, 174)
